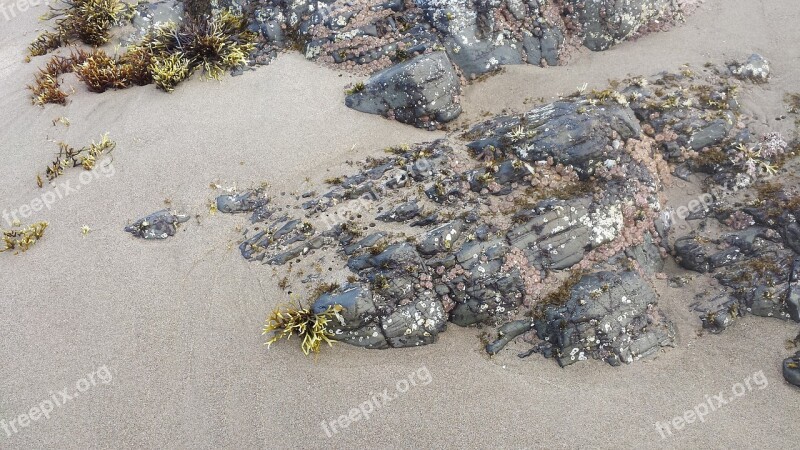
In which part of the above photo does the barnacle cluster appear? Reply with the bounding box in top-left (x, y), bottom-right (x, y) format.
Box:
top-left (45, 133), bottom-right (115, 181)
top-left (28, 0), bottom-right (134, 57)
top-left (2, 222), bottom-right (48, 253)
top-left (262, 302), bottom-right (344, 355)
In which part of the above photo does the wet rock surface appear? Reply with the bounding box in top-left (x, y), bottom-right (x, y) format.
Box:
top-left (220, 62), bottom-right (799, 367)
top-left (729, 53), bottom-right (771, 83)
top-left (569, 0), bottom-right (676, 52)
top-left (248, 0), bottom-right (694, 75)
top-left (532, 271), bottom-right (675, 366)
top-left (345, 52), bottom-right (462, 129)
top-left (243, 0), bottom-right (697, 124)
top-left (675, 192), bottom-right (800, 332)
top-left (783, 350), bottom-right (800, 388)
top-left (125, 210), bottom-right (190, 239)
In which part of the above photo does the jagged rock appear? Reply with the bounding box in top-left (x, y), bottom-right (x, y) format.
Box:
top-left (345, 52), bottom-right (462, 129)
top-left (508, 199), bottom-right (628, 270)
top-left (695, 293), bottom-right (740, 333)
top-left (688, 118), bottom-right (735, 150)
top-left (313, 285), bottom-right (388, 348)
top-left (216, 190), bottom-right (272, 221)
top-left (376, 201), bottom-right (421, 222)
top-left (486, 319), bottom-right (534, 355)
top-left (343, 233), bottom-right (387, 256)
top-left (238, 217), bottom-right (319, 261)
top-left (417, 220), bottom-right (464, 256)
top-left (622, 233), bottom-right (665, 275)
top-left (674, 235), bottom-right (713, 273)
top-left (267, 236), bottom-right (324, 265)
top-left (507, 200), bottom-right (593, 270)
top-left (379, 293), bottom-right (447, 347)
top-left (522, 26), bottom-right (563, 67)
top-left (237, 67), bottom-right (789, 365)
top-left (729, 54), bottom-right (771, 83)
top-left (311, 281), bottom-right (447, 348)
top-left (786, 257), bottom-right (800, 322)
top-left (783, 351), bottom-right (800, 388)
top-left (442, 33), bottom-right (522, 79)
top-left (449, 267), bottom-right (525, 326)
top-left (467, 100), bottom-right (640, 178)
top-left (675, 223), bottom-right (799, 330)
top-left (348, 242), bottom-right (424, 272)
top-left (251, 0), bottom-right (693, 82)
top-left (566, 0), bottom-right (677, 51)
top-left (533, 271), bottom-right (675, 367)
top-left (124, 210), bottom-right (189, 239)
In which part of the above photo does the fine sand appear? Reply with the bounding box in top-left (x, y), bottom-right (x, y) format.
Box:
top-left (1, 0), bottom-right (799, 448)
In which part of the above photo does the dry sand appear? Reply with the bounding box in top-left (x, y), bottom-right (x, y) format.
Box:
top-left (1, 0), bottom-right (799, 448)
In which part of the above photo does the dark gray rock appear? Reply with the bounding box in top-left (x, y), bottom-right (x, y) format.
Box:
top-left (783, 351), bottom-right (800, 388)
top-left (449, 266), bottom-right (525, 326)
top-left (467, 100), bottom-right (640, 178)
top-left (486, 319), bottom-right (534, 355)
top-left (343, 233), bottom-right (387, 256)
top-left (623, 233), bottom-right (665, 275)
top-left (345, 52), bottom-right (462, 129)
top-left (696, 294), bottom-right (740, 333)
top-left (125, 210), bottom-right (189, 240)
top-left (729, 54), bottom-right (771, 83)
top-left (249, 0), bottom-right (695, 110)
top-left (313, 285), bottom-right (377, 328)
top-left (267, 236), bottom-right (324, 265)
top-left (523, 26), bottom-right (563, 66)
top-left (688, 118), bottom-right (734, 150)
top-left (130, 0), bottom-right (184, 41)
top-left (674, 235), bottom-right (712, 273)
top-left (567, 0), bottom-right (675, 51)
top-left (376, 201), bottom-right (421, 222)
top-left (380, 292), bottom-right (447, 347)
top-left (417, 220), bottom-right (464, 256)
top-left (533, 271), bottom-right (675, 366)
top-left (785, 257), bottom-right (800, 322)
top-left (507, 199), bottom-right (625, 270)
top-left (216, 190), bottom-right (271, 222)
top-left (444, 34), bottom-right (521, 79)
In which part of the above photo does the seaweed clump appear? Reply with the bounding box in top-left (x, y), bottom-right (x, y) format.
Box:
top-left (2, 222), bottom-right (48, 253)
top-left (262, 302), bottom-right (344, 355)
top-left (29, 10), bottom-right (256, 102)
top-left (45, 133), bottom-right (115, 182)
top-left (28, 0), bottom-right (134, 57)
top-left (28, 51), bottom-right (90, 105)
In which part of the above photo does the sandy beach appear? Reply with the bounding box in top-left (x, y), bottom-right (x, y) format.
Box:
top-left (1, 0), bottom-right (799, 448)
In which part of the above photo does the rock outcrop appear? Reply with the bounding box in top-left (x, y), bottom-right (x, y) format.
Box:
top-left (221, 62), bottom-right (798, 367)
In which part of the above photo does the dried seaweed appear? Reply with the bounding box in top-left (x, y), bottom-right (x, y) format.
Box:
top-left (262, 302), bottom-right (344, 355)
top-left (1, 222), bottom-right (48, 253)
top-left (45, 133), bottom-right (115, 181)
